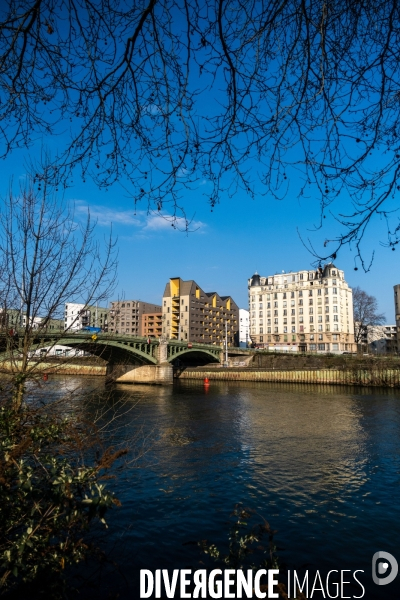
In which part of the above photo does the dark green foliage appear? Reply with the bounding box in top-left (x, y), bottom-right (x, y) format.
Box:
top-left (0, 391), bottom-right (123, 597)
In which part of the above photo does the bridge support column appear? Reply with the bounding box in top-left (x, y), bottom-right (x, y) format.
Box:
top-left (113, 363), bottom-right (173, 385)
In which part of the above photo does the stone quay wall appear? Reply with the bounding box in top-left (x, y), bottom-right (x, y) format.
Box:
top-left (176, 367), bottom-right (400, 387)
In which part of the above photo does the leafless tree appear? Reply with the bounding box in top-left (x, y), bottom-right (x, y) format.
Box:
top-left (0, 178), bottom-right (117, 406)
top-left (0, 1), bottom-right (400, 263)
top-left (353, 286), bottom-right (385, 345)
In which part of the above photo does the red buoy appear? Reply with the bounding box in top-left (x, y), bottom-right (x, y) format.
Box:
top-left (204, 377), bottom-right (209, 383)
top-left (43, 373), bottom-right (48, 381)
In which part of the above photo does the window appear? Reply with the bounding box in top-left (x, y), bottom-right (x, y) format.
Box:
top-left (317, 289), bottom-right (322, 296)
top-left (300, 273), bottom-right (303, 280)
top-left (274, 310), bottom-right (278, 317)
top-left (325, 306), bottom-right (329, 313)
top-left (267, 327), bottom-right (271, 333)
top-left (333, 334), bottom-right (338, 340)
top-left (334, 315), bottom-right (338, 322)
top-left (309, 307), bottom-right (313, 314)
top-left (310, 343), bottom-right (316, 351)
top-left (309, 299), bottom-right (313, 305)
top-left (299, 308), bottom-right (303, 314)
top-left (283, 293), bottom-right (287, 299)
top-left (332, 343), bottom-right (339, 351)
top-left (318, 343), bottom-right (325, 351)
top-left (283, 309), bottom-right (287, 316)
top-left (274, 318), bottom-right (278, 324)
top-left (318, 316), bottom-right (322, 322)
top-left (274, 301), bottom-right (278, 308)
top-left (274, 327), bottom-right (278, 333)
top-left (333, 305), bottom-right (338, 312)
top-left (167, 306), bottom-right (170, 312)
top-left (309, 290), bottom-right (313, 297)
top-left (299, 290), bottom-right (303, 297)
top-left (185, 306), bottom-right (188, 311)
top-left (318, 325), bottom-right (323, 331)
top-left (291, 309), bottom-right (295, 315)
top-left (267, 302), bottom-right (271, 309)
top-left (333, 287), bottom-right (337, 294)
top-left (291, 291), bottom-right (295, 298)
top-left (283, 327), bottom-right (287, 333)
top-left (292, 334), bottom-right (296, 341)
top-left (299, 299), bottom-right (303, 306)
top-left (310, 334), bottom-right (314, 340)
top-left (260, 336), bottom-right (263, 342)
top-left (292, 327), bottom-right (296, 333)
top-left (274, 293), bottom-right (277, 300)
top-left (309, 316), bottom-right (314, 323)
top-left (260, 327), bottom-right (263, 334)
top-left (334, 324), bottom-right (339, 331)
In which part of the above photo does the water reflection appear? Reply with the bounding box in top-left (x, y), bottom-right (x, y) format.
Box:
top-left (43, 378), bottom-right (400, 598)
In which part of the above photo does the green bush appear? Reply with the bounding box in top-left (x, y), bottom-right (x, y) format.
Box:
top-left (0, 389), bottom-right (124, 597)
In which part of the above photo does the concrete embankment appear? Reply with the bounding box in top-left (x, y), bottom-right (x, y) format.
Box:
top-left (0, 360), bottom-right (106, 376)
top-left (176, 367), bottom-right (400, 387)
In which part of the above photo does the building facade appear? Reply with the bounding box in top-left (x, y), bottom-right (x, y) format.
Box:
top-left (64, 303), bottom-right (109, 332)
top-left (248, 263), bottom-right (355, 353)
top-left (239, 309), bottom-right (250, 348)
top-left (140, 312), bottom-right (163, 338)
top-left (395, 284), bottom-right (400, 353)
top-left (109, 300), bottom-right (162, 336)
top-left (162, 277), bottom-right (239, 345)
top-left (364, 325), bottom-right (398, 354)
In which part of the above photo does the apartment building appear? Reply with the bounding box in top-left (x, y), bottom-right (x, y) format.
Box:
top-left (395, 284), bottom-right (400, 353)
top-left (109, 300), bottom-right (162, 336)
top-left (239, 309), bottom-right (250, 348)
top-left (64, 303), bottom-right (109, 332)
top-left (248, 263), bottom-right (355, 353)
top-left (140, 312), bottom-right (163, 338)
top-left (162, 277), bottom-right (239, 345)
top-left (365, 325), bottom-right (398, 354)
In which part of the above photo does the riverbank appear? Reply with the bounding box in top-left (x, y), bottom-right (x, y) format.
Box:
top-left (176, 366), bottom-right (400, 387)
top-left (0, 360), bottom-right (106, 376)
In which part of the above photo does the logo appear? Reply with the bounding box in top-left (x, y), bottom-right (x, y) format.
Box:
top-left (372, 551), bottom-right (398, 586)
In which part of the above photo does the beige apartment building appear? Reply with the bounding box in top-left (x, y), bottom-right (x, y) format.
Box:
top-left (162, 278), bottom-right (239, 345)
top-left (109, 300), bottom-right (162, 336)
top-left (248, 263), bottom-right (356, 353)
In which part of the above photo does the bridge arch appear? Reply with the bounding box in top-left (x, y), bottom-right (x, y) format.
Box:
top-left (167, 345), bottom-right (220, 366)
top-left (36, 336), bottom-right (158, 365)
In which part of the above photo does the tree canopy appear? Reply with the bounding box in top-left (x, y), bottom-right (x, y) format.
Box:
top-left (1, 0), bottom-right (400, 264)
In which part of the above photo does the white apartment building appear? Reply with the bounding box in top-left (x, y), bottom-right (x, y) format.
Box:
top-left (365, 325), bottom-right (398, 354)
top-left (248, 263), bottom-right (356, 353)
top-left (395, 284), bottom-right (400, 352)
top-left (64, 303), bottom-right (109, 332)
top-left (239, 309), bottom-right (250, 348)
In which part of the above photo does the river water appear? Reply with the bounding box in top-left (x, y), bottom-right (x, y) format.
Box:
top-left (57, 377), bottom-right (400, 599)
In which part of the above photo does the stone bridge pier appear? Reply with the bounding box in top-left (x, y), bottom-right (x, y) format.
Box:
top-left (111, 338), bottom-right (174, 385)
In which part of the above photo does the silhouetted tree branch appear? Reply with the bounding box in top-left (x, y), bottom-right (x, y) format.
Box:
top-left (1, 0), bottom-right (400, 262)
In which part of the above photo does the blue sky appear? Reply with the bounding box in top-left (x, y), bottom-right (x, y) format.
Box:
top-left (70, 172), bottom-right (398, 322)
top-left (2, 142), bottom-right (398, 322)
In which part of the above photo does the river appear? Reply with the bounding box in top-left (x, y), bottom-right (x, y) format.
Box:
top-left (54, 377), bottom-right (400, 599)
